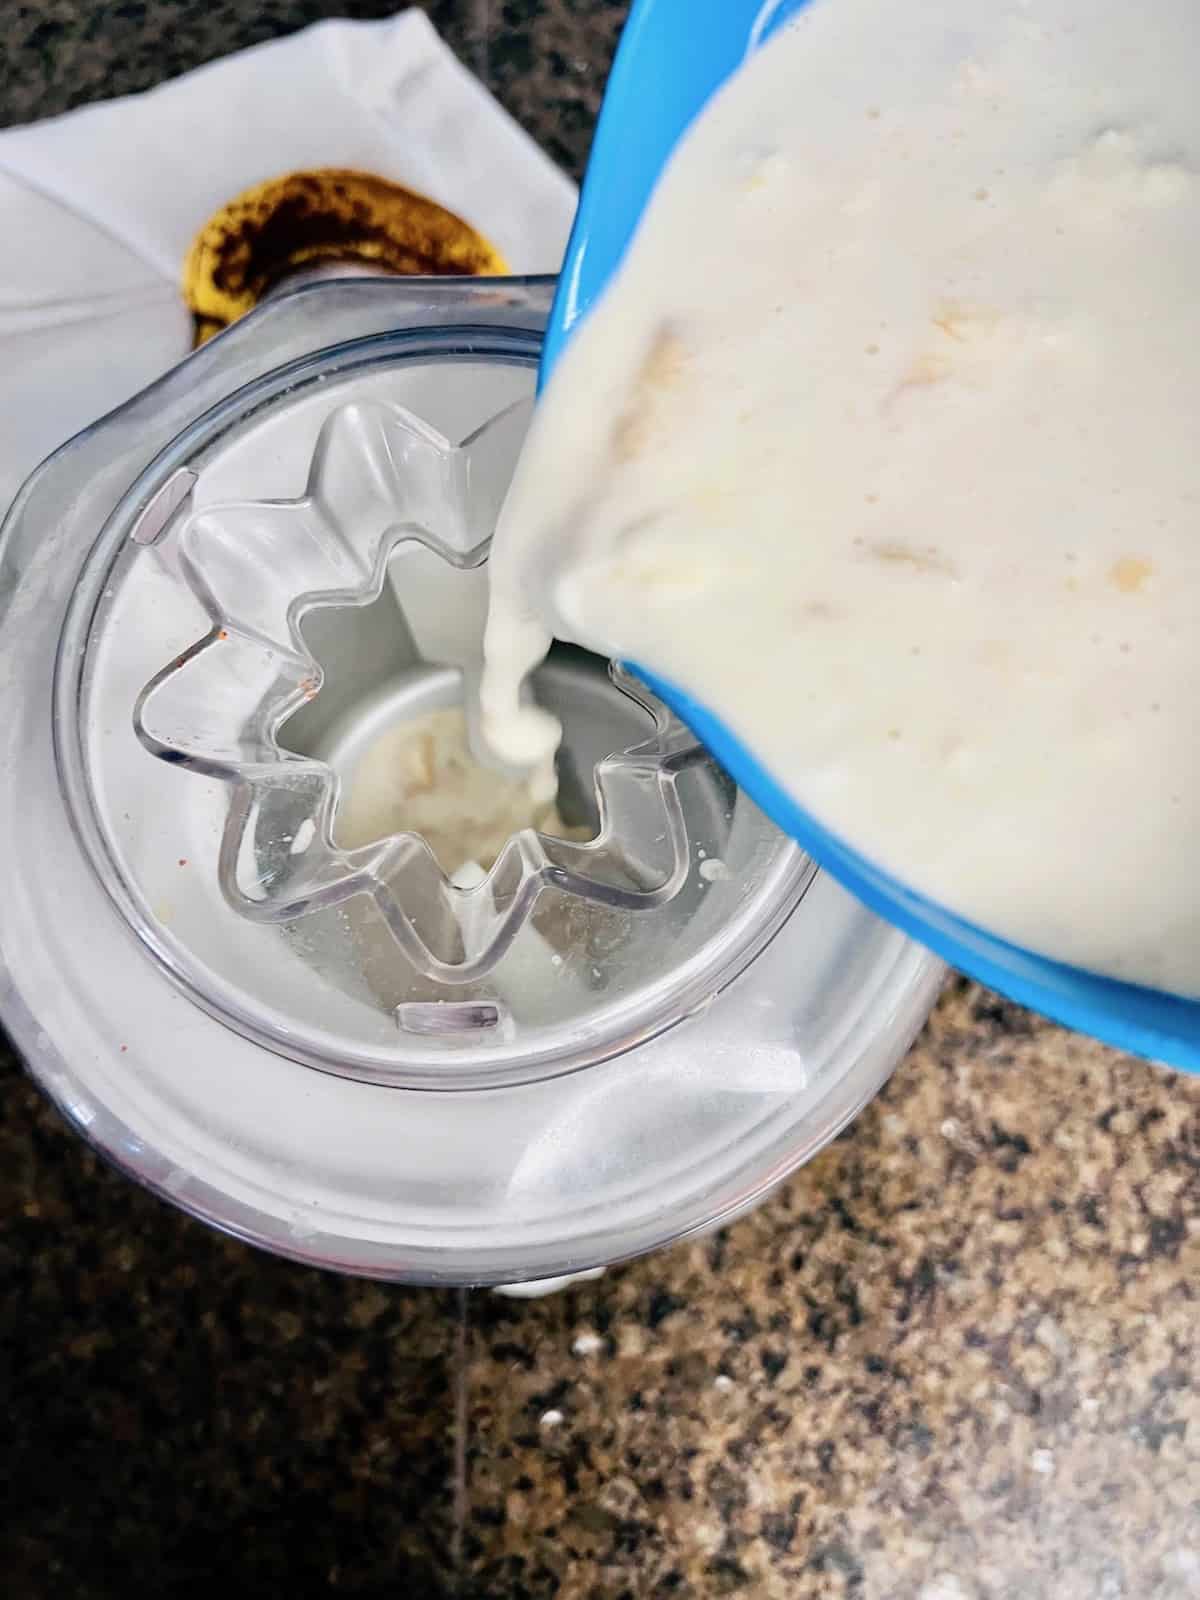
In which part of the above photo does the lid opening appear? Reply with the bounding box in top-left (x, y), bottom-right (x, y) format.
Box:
top-left (59, 336), bottom-right (811, 1089)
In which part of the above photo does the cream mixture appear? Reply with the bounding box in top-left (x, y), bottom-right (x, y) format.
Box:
top-left (479, 0), bottom-right (1200, 997)
top-left (336, 706), bottom-right (585, 874)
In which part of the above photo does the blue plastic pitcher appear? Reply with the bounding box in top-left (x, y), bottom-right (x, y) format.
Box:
top-left (538, 0), bottom-right (1200, 1074)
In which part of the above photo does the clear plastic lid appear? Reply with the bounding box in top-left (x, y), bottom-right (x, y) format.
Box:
top-left (0, 279), bottom-right (941, 1282)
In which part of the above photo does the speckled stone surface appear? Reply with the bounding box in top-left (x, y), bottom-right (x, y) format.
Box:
top-left (462, 988), bottom-right (1200, 1599)
top-left (2, 2), bottom-right (628, 176)
top-left (3, 6), bottom-right (1200, 1599)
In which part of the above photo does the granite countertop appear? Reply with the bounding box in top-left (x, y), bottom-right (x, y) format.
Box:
top-left (3, 6), bottom-right (1199, 1598)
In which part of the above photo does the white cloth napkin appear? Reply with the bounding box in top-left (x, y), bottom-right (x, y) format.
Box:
top-left (0, 9), bottom-right (577, 513)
